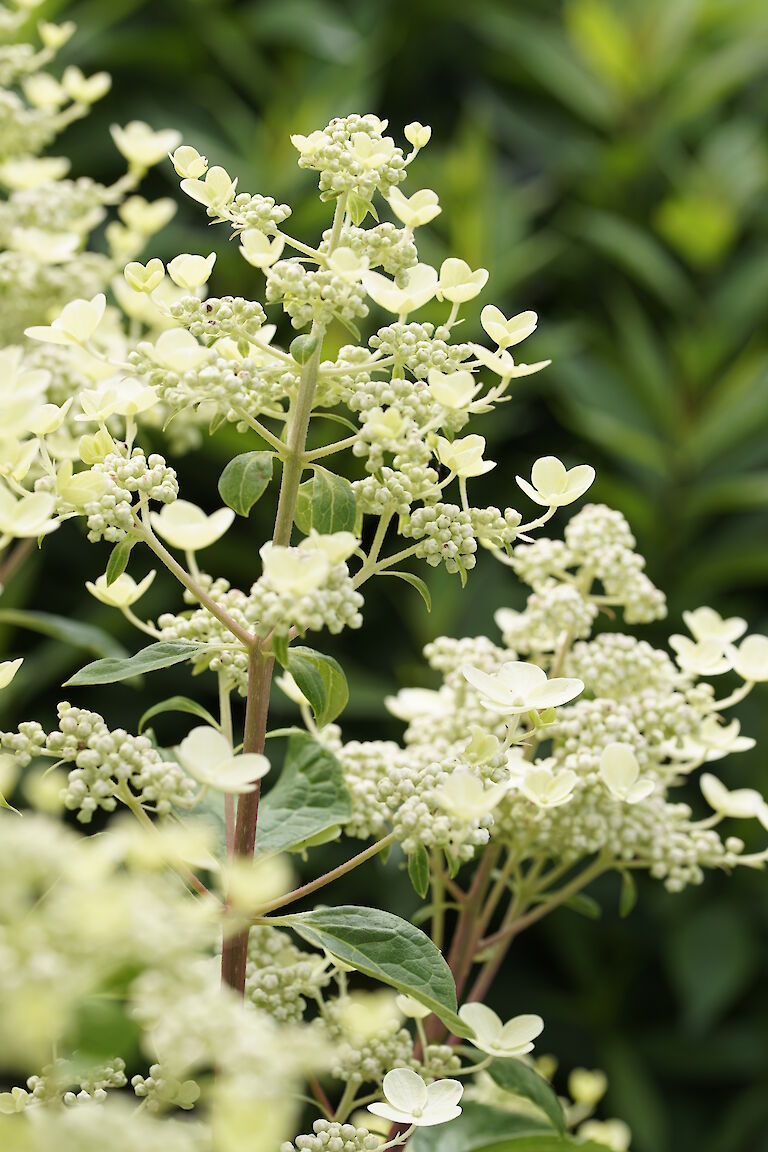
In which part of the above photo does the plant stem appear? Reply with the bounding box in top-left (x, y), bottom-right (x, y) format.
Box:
top-left (218, 673), bottom-right (235, 858)
top-left (477, 855), bottom-right (608, 952)
top-left (136, 516), bottom-right (255, 648)
top-left (221, 194), bottom-right (349, 994)
top-left (221, 647), bottom-right (274, 991)
top-left (258, 833), bottom-right (396, 917)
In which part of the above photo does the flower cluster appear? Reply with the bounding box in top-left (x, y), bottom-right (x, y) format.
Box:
top-left (331, 501), bottom-right (768, 897)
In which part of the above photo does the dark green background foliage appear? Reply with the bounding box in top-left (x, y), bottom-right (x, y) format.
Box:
top-left (5, 1), bottom-right (768, 1148)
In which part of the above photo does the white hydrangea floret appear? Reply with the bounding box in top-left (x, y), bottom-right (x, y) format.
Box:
top-left (25, 293), bottom-right (106, 347)
top-left (150, 501), bottom-right (234, 552)
top-left (598, 743), bottom-right (654, 804)
top-left (176, 726), bottom-right (270, 793)
top-left (462, 661), bottom-right (583, 716)
top-left (516, 456), bottom-right (595, 508)
top-left (86, 571), bottom-right (156, 609)
top-left (458, 1003), bottom-right (544, 1058)
top-left (368, 1068), bottom-right (463, 1128)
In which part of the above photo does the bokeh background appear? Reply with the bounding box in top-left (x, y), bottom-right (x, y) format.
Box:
top-left (5, 1), bottom-right (768, 1148)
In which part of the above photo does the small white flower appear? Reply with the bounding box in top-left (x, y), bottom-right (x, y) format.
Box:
top-left (290, 130), bottom-right (326, 157)
top-left (578, 1119), bottom-right (632, 1152)
top-left (25, 399), bottom-right (72, 437)
top-left (0, 488), bottom-right (58, 538)
top-left (517, 456), bottom-right (595, 508)
top-left (150, 501), bottom-right (234, 552)
top-left (55, 461), bottom-right (108, 507)
top-left (385, 687), bottom-right (451, 722)
top-left (61, 66), bottom-right (111, 104)
top-left (387, 187), bottom-right (441, 229)
top-left (700, 773), bottom-right (768, 825)
top-left (170, 146), bottom-right (208, 179)
top-left (669, 635), bottom-right (733, 677)
top-left (86, 571), bottom-right (156, 609)
top-left (731, 634), bottom-right (768, 682)
top-left (433, 771), bottom-right (510, 820)
top-left (124, 259), bottom-right (165, 293)
top-left (181, 166), bottom-right (238, 212)
top-left (0, 156), bottom-right (70, 190)
top-left (25, 293), bottom-right (106, 347)
top-left (665, 718), bottom-right (755, 763)
top-left (462, 661), bottom-right (583, 716)
top-left (259, 542), bottom-right (330, 596)
top-left (599, 743), bottom-right (654, 804)
top-left (436, 258), bottom-right (489, 304)
top-left (167, 252), bottom-right (217, 291)
top-left (119, 196), bottom-right (176, 235)
top-left (682, 606), bottom-right (747, 644)
top-left (396, 994), bottom-right (432, 1019)
top-left (481, 306), bottom-right (538, 349)
top-left (368, 1068), bottom-right (463, 1128)
top-left (459, 1003), bottom-right (544, 1058)
top-left (436, 434), bottom-right (495, 478)
top-left (569, 1068), bottom-right (608, 1107)
top-left (298, 530), bottom-right (358, 565)
top-left (176, 726), bottom-right (270, 793)
top-left (142, 328), bottom-right (211, 372)
top-left (427, 369), bottom-right (481, 410)
top-left (471, 344), bottom-right (551, 379)
top-left (404, 122), bottom-right (432, 150)
top-left (362, 263), bottom-right (438, 315)
top-left (350, 132), bottom-right (395, 169)
top-left (239, 229), bottom-right (285, 269)
top-left (326, 246), bottom-right (369, 282)
top-left (38, 20), bottom-right (76, 50)
top-left (0, 659), bottom-right (23, 690)
top-left (111, 122), bottom-right (182, 169)
top-left (520, 762), bottom-right (578, 808)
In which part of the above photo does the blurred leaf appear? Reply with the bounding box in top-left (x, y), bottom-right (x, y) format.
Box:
top-left (665, 905), bottom-right (758, 1033)
top-left (489, 1058), bottom-right (566, 1132)
top-left (0, 608), bottom-right (128, 660)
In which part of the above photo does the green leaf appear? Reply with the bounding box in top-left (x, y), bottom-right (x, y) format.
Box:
top-left (218, 451), bottom-right (274, 516)
top-left (296, 466), bottom-right (357, 534)
top-left (410, 1101), bottom-right (551, 1152)
top-left (64, 641), bottom-right (201, 687)
top-left (478, 1139), bottom-right (613, 1151)
top-left (277, 905), bottom-right (464, 1032)
top-left (408, 844), bottom-right (430, 898)
top-left (0, 608), bottom-right (128, 660)
top-left (105, 538), bottom-right (134, 586)
top-left (619, 871), bottom-right (637, 918)
top-left (254, 732), bottom-right (351, 857)
top-left (380, 569), bottom-right (432, 612)
top-left (138, 695), bottom-right (219, 734)
top-left (286, 645), bottom-right (349, 726)
top-left (272, 631), bottom-right (290, 669)
top-left (562, 892), bottom-right (602, 919)
top-left (488, 1059), bottom-right (566, 1134)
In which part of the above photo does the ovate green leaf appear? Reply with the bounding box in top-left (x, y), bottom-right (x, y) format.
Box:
top-left (277, 905), bottom-right (464, 1031)
top-left (64, 641), bottom-right (200, 686)
top-left (286, 645), bottom-right (349, 726)
top-left (218, 451), bottom-right (274, 516)
top-left (254, 732), bottom-right (351, 857)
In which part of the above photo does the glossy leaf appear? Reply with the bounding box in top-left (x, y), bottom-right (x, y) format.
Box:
top-left (218, 451), bottom-right (274, 516)
top-left (138, 695), bottom-right (219, 734)
top-left (254, 732), bottom-right (351, 857)
top-left (64, 641), bottom-right (200, 686)
top-left (276, 905), bottom-right (464, 1031)
top-left (286, 645), bottom-right (349, 726)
